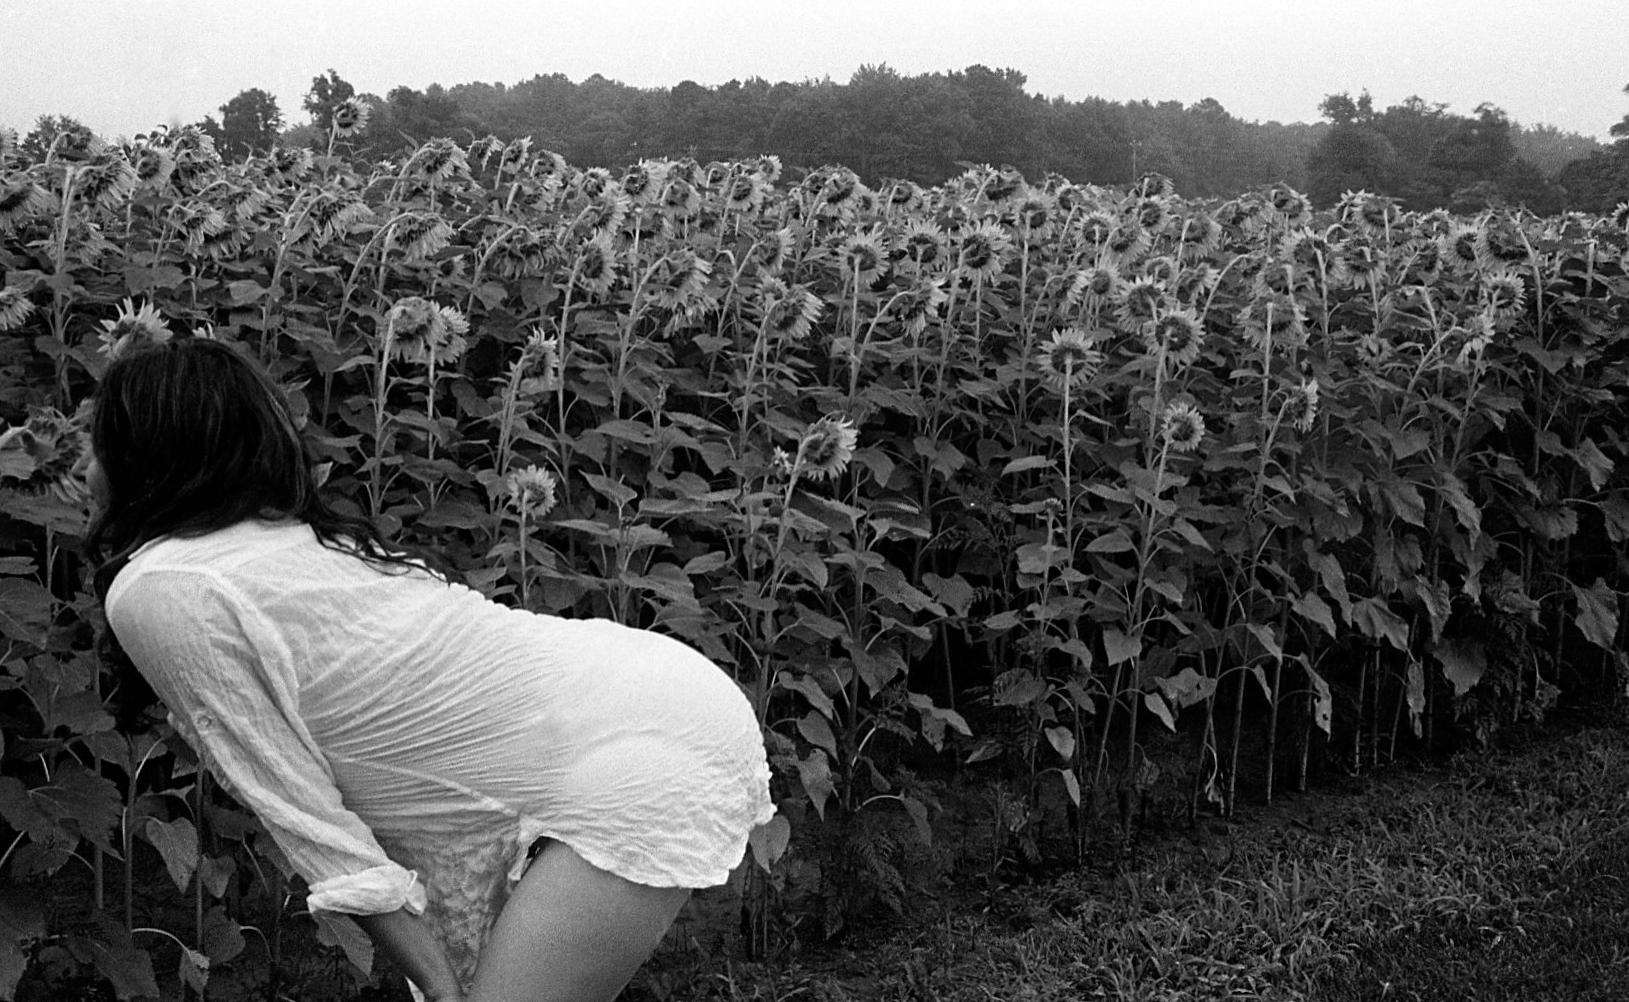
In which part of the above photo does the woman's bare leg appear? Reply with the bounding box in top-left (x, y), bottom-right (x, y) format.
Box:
top-left (466, 840), bottom-right (691, 1002)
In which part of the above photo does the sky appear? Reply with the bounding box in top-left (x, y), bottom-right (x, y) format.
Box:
top-left (2, 0), bottom-right (1625, 143)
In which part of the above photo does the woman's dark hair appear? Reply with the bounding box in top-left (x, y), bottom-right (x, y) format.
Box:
top-left (86, 336), bottom-right (452, 726)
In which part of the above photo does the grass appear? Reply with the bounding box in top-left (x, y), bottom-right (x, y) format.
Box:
top-left (639, 712), bottom-right (1629, 1002)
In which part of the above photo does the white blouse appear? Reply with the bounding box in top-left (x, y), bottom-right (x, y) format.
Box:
top-left (105, 518), bottom-right (775, 981)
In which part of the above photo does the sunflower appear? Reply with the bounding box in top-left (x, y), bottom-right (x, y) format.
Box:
top-left (0, 127), bottom-right (16, 165)
top-left (1106, 219), bottom-right (1150, 262)
top-left (760, 278), bottom-right (824, 342)
top-left (0, 407), bottom-right (88, 499)
top-left (796, 416), bottom-right (859, 482)
top-left (840, 230), bottom-right (887, 286)
top-left (1036, 327), bottom-right (1104, 391)
top-left (574, 233), bottom-right (620, 294)
top-left (517, 330), bottom-right (563, 394)
top-left (1454, 315), bottom-right (1495, 369)
top-left (754, 227), bottom-right (795, 274)
top-left (130, 144), bottom-right (176, 190)
top-left (1339, 190), bottom-right (1395, 236)
top-left (1143, 309), bottom-right (1205, 368)
top-left (1014, 193), bottom-right (1057, 241)
top-left (1067, 262), bottom-right (1121, 305)
top-left (885, 180), bottom-right (923, 214)
top-left (1285, 379), bottom-right (1320, 432)
top-left (1077, 211), bottom-right (1118, 248)
top-left (73, 152), bottom-right (137, 213)
top-left (1266, 183), bottom-right (1313, 227)
top-left (645, 248), bottom-right (712, 311)
top-left (499, 136), bottom-right (533, 175)
top-left (0, 178), bottom-right (52, 233)
top-left (1403, 237), bottom-right (1444, 284)
top-left (771, 446), bottom-right (796, 478)
top-left (331, 97), bottom-right (371, 137)
top-left (1177, 211), bottom-right (1222, 258)
top-left (1611, 202), bottom-right (1629, 232)
top-left (659, 177), bottom-right (701, 219)
top-left (980, 167), bottom-right (1026, 206)
top-left (1338, 234), bottom-right (1385, 291)
top-left (488, 226), bottom-right (557, 282)
top-left (388, 212), bottom-right (454, 262)
top-left (1473, 212), bottom-right (1530, 271)
top-left (220, 182), bottom-right (270, 224)
top-left (621, 161), bottom-right (664, 203)
top-left (1479, 267), bottom-right (1527, 323)
top-left (1357, 330), bottom-right (1391, 368)
top-left (575, 167), bottom-right (615, 201)
top-left (816, 169), bottom-right (863, 218)
top-left (891, 279), bottom-right (947, 337)
top-left (384, 297), bottom-right (440, 361)
top-left (955, 220), bottom-right (1013, 282)
top-left (194, 221), bottom-right (249, 261)
top-left (504, 465), bottom-right (559, 519)
top-left (725, 173), bottom-right (765, 213)
top-left (1114, 276), bottom-right (1169, 328)
top-left (1439, 222), bottom-right (1481, 274)
top-left (1161, 401), bottom-right (1206, 454)
top-left (98, 298), bottom-right (172, 358)
top-left (407, 138), bottom-right (470, 184)
top-left (577, 191), bottom-right (630, 237)
top-left (1237, 292), bottom-right (1307, 354)
top-left (753, 154), bottom-right (783, 185)
top-left (465, 135), bottom-right (502, 172)
top-left (899, 218), bottom-right (949, 272)
top-left (173, 203), bottom-right (227, 255)
top-left (308, 191), bottom-right (373, 243)
top-left (0, 286), bottom-right (36, 332)
top-left (1129, 196), bottom-right (1167, 234)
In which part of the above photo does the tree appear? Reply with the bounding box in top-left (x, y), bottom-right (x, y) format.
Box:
top-left (303, 69), bottom-right (356, 131)
top-left (217, 88), bottom-right (282, 157)
top-left (1610, 82), bottom-right (1629, 139)
top-left (21, 114), bottom-right (97, 162)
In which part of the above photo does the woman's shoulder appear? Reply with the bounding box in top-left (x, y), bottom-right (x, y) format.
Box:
top-left (107, 519), bottom-right (313, 605)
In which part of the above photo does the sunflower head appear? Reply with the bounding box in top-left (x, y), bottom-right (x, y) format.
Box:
top-left (517, 329), bottom-right (563, 394)
top-left (331, 97), bottom-right (372, 137)
top-left (573, 233), bottom-right (621, 294)
top-left (1115, 276), bottom-right (1168, 327)
top-left (955, 220), bottom-right (1013, 281)
top-left (1143, 310), bottom-right (1205, 368)
top-left (387, 212), bottom-right (454, 262)
top-left (499, 136), bottom-right (533, 175)
top-left (504, 465), bottom-right (559, 519)
top-left (98, 298), bottom-right (172, 359)
top-left (0, 285), bottom-right (36, 332)
top-left (796, 416), bottom-right (859, 482)
top-left (1068, 263), bottom-right (1121, 305)
top-left (892, 280), bottom-right (948, 337)
top-left (1036, 327), bottom-right (1105, 392)
top-left (760, 278), bottom-right (824, 342)
top-left (1479, 267), bottom-right (1527, 324)
top-left (0, 406), bottom-right (90, 501)
top-left (75, 151), bottom-right (137, 213)
top-left (1286, 378), bottom-right (1320, 433)
top-left (1161, 401), bottom-right (1206, 454)
top-left (407, 138), bottom-right (471, 184)
top-left (754, 154), bottom-right (783, 185)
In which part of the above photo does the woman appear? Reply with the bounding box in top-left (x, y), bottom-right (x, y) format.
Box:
top-left (88, 336), bottom-right (775, 1002)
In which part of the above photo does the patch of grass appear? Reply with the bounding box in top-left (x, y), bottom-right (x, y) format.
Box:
top-left (642, 721), bottom-right (1629, 1001)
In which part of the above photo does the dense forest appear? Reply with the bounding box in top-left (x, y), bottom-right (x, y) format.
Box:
top-left (14, 64), bottom-right (1629, 212)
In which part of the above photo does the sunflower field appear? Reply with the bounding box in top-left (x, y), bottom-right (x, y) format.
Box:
top-left (1, 117), bottom-right (1629, 999)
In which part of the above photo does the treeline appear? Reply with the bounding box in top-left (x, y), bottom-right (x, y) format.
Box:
top-left (13, 65), bottom-right (1629, 212)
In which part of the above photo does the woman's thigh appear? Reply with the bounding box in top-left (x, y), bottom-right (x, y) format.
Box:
top-left (467, 839), bottom-right (691, 1002)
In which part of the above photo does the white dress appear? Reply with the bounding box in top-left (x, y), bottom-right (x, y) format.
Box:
top-left (104, 518), bottom-right (776, 989)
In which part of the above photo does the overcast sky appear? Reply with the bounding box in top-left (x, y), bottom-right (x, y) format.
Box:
top-left (2, 0), bottom-right (1625, 143)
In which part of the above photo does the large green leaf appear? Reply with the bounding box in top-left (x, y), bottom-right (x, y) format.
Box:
top-left (1573, 578), bottom-right (1620, 650)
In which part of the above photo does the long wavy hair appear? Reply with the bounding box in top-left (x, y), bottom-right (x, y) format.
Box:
top-left (86, 336), bottom-right (451, 726)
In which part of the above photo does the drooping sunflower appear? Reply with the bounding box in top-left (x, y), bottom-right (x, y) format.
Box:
top-left (575, 167), bottom-right (615, 201)
top-left (1036, 326), bottom-right (1105, 391)
top-left (754, 227), bottom-right (796, 274)
top-left (0, 406), bottom-right (89, 500)
top-left (266, 145), bottom-right (313, 185)
top-left (388, 212), bottom-right (454, 263)
top-left (1285, 378), bottom-right (1320, 432)
top-left (1133, 172), bottom-right (1175, 199)
top-left (891, 279), bottom-right (948, 337)
top-left (1177, 210), bottom-right (1223, 258)
top-left (488, 226), bottom-right (558, 282)
top-left (759, 277), bottom-right (824, 342)
top-left (659, 177), bottom-right (701, 219)
top-left (0, 178), bottom-right (53, 234)
top-left (1067, 262), bottom-right (1121, 306)
top-left (1077, 210), bottom-right (1118, 250)
top-left (1611, 202), bottom-right (1629, 232)
top-left (796, 416), bottom-right (859, 482)
top-left (816, 168), bottom-right (863, 219)
top-left (74, 152), bottom-right (138, 213)
top-left (1237, 291), bottom-right (1307, 354)
top-left (1479, 267), bottom-right (1527, 323)
top-left (220, 182), bottom-right (270, 224)
top-left (499, 136), bottom-right (533, 175)
top-left (577, 191), bottom-right (630, 237)
top-left (1114, 275), bottom-right (1169, 328)
top-left (1438, 222), bottom-right (1482, 274)
top-left (1337, 234), bottom-right (1386, 291)
top-left (885, 180), bottom-right (923, 214)
top-left (899, 218), bottom-right (949, 272)
top-left (406, 138), bottom-right (471, 184)
top-left (308, 191), bottom-right (374, 244)
top-left (1106, 218), bottom-right (1151, 262)
top-left (1014, 193), bottom-right (1057, 242)
top-left (980, 167), bottom-right (1026, 207)
top-left (645, 248), bottom-right (713, 312)
top-left (955, 220), bottom-right (1013, 282)
top-left (840, 230), bottom-right (887, 287)
top-left (1161, 401), bottom-right (1206, 454)
top-left (130, 144), bottom-right (176, 190)
top-left (98, 298), bottom-right (172, 358)
top-left (574, 234), bottom-right (621, 295)
top-left (504, 465), bottom-right (559, 519)
top-left (1143, 309), bottom-right (1205, 369)
top-left (1473, 212), bottom-right (1530, 272)
top-left (0, 286), bottom-right (37, 332)
top-left (517, 329), bottom-right (563, 395)
top-left (621, 161), bottom-right (665, 204)
top-left (0, 127), bottom-right (16, 166)
top-left (464, 135), bottom-right (502, 172)
top-left (724, 173), bottom-right (765, 213)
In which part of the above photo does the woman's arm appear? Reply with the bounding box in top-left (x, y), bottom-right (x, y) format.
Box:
top-left (353, 908), bottom-right (463, 1002)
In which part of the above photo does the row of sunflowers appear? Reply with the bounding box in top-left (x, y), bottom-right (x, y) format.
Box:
top-left (1, 117), bottom-right (1628, 995)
